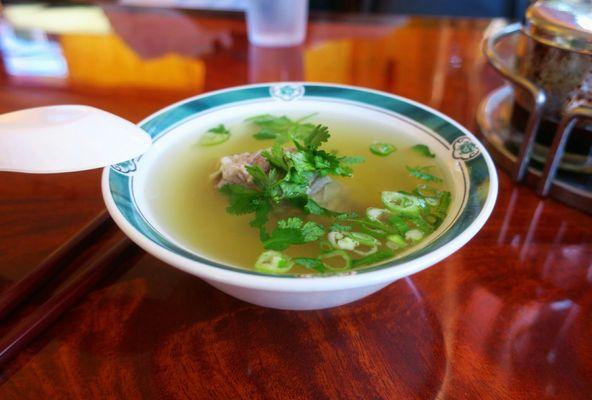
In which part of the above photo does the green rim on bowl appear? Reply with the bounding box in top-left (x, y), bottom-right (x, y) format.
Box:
top-left (105, 83), bottom-right (494, 279)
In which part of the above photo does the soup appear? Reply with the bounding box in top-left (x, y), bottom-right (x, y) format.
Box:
top-left (145, 113), bottom-right (452, 275)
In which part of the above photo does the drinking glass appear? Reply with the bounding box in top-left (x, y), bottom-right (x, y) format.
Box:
top-left (246, 0), bottom-right (308, 47)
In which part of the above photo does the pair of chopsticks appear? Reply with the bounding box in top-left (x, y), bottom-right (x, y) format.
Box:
top-left (0, 211), bottom-right (133, 369)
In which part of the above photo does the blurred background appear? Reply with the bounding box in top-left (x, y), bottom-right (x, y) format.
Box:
top-left (0, 0), bottom-right (516, 107)
top-left (2, 0), bottom-right (530, 18)
top-left (0, 0), bottom-right (527, 126)
top-left (311, 0), bottom-right (530, 17)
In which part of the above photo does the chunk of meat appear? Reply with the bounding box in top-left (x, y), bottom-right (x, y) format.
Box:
top-left (212, 150), bottom-right (269, 188)
top-left (213, 150), bottom-right (349, 211)
top-left (309, 176), bottom-right (347, 211)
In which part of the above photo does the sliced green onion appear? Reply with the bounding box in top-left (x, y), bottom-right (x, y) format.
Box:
top-left (328, 231), bottom-right (379, 255)
top-left (388, 215), bottom-right (411, 234)
top-left (409, 215), bottom-right (433, 233)
top-left (352, 245), bottom-right (378, 257)
top-left (293, 257), bottom-right (326, 273)
top-left (381, 191), bottom-right (424, 215)
top-left (359, 223), bottom-right (390, 238)
top-left (370, 142), bottom-right (396, 157)
top-left (423, 214), bottom-right (439, 225)
top-left (366, 207), bottom-right (389, 222)
top-left (351, 217), bottom-right (392, 238)
top-left (424, 192), bottom-right (451, 229)
top-left (347, 232), bottom-right (379, 256)
top-left (425, 197), bottom-right (439, 206)
top-left (254, 250), bottom-right (293, 274)
top-left (405, 229), bottom-right (424, 242)
top-left (319, 240), bottom-right (333, 252)
top-left (319, 250), bottom-right (352, 271)
top-left (328, 232), bottom-right (357, 251)
top-left (346, 232), bottom-right (378, 247)
top-left (328, 231), bottom-right (344, 248)
top-left (436, 191), bottom-right (452, 216)
top-left (386, 234), bottom-right (407, 249)
top-left (338, 236), bottom-right (358, 251)
top-left (414, 184), bottom-right (440, 198)
top-left (410, 185), bottom-right (451, 229)
top-left (351, 249), bottom-right (395, 268)
top-left (199, 124), bottom-right (230, 146)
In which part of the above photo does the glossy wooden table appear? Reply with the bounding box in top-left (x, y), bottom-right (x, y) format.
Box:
top-left (1, 6), bottom-right (591, 399)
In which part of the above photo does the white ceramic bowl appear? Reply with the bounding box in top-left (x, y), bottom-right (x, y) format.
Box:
top-left (102, 83), bottom-right (498, 310)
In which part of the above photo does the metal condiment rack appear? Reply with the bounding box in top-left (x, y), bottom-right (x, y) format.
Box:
top-left (478, 23), bottom-right (592, 214)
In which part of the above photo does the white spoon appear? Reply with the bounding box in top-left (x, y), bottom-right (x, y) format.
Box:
top-left (0, 105), bottom-right (152, 173)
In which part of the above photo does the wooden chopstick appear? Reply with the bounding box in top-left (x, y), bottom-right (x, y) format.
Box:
top-left (0, 210), bottom-right (111, 321)
top-left (0, 235), bottom-right (133, 369)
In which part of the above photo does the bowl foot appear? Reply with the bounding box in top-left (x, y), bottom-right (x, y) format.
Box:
top-left (205, 280), bottom-right (393, 310)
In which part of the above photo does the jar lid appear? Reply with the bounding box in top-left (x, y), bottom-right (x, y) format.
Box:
top-left (524, 0), bottom-right (592, 55)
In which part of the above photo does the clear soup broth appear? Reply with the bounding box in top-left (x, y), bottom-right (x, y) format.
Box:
top-left (145, 112), bottom-right (453, 275)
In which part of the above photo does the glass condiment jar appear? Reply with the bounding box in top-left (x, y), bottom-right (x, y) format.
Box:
top-left (511, 0), bottom-right (592, 157)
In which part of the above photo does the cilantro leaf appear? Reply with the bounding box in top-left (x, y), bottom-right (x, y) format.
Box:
top-left (301, 198), bottom-right (342, 217)
top-left (208, 124), bottom-right (230, 135)
top-left (286, 151), bottom-right (316, 172)
top-left (300, 221), bottom-right (325, 242)
top-left (200, 124), bottom-right (231, 146)
top-left (247, 114), bottom-right (316, 143)
top-left (253, 131), bottom-right (279, 140)
top-left (220, 184), bottom-right (271, 239)
top-left (406, 166), bottom-right (443, 183)
top-left (245, 114), bottom-right (277, 124)
top-left (262, 144), bottom-right (288, 170)
top-left (336, 211), bottom-right (358, 220)
top-left (277, 217), bottom-right (303, 229)
top-left (310, 150), bottom-right (355, 177)
top-left (278, 181), bottom-right (309, 199)
top-left (411, 144), bottom-right (435, 158)
top-left (219, 184), bottom-right (264, 215)
top-left (303, 125), bottom-right (330, 150)
top-left (303, 198), bottom-right (326, 215)
top-left (245, 165), bottom-right (269, 189)
top-left (263, 218), bottom-right (325, 250)
top-left (250, 201), bottom-right (271, 229)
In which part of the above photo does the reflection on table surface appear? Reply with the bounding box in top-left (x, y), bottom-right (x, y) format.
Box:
top-left (0, 4), bottom-right (591, 399)
top-left (432, 184), bottom-right (592, 397)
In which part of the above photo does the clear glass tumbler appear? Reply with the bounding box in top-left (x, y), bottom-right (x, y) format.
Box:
top-left (246, 0), bottom-right (309, 47)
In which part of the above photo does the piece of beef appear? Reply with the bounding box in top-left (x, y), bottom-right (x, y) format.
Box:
top-left (212, 150), bottom-right (269, 189)
top-left (213, 150), bottom-right (347, 210)
top-left (309, 176), bottom-right (345, 211)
